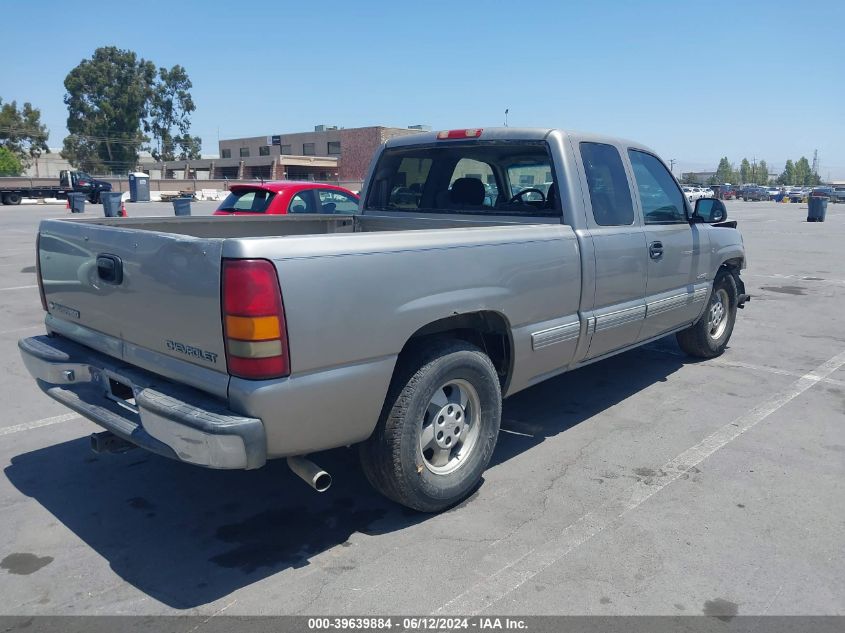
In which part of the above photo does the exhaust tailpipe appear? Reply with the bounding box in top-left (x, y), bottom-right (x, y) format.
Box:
top-left (90, 431), bottom-right (135, 454)
top-left (287, 456), bottom-right (332, 492)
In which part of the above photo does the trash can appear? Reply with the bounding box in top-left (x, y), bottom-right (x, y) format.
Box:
top-left (101, 192), bottom-right (124, 218)
top-left (67, 193), bottom-right (86, 213)
top-left (172, 196), bottom-right (192, 216)
top-left (807, 197), bottom-right (827, 222)
top-left (128, 172), bottom-right (151, 202)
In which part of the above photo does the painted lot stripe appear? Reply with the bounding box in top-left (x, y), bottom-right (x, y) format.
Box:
top-left (0, 285), bottom-right (37, 291)
top-left (432, 349), bottom-right (845, 615)
top-left (643, 345), bottom-right (845, 387)
top-left (0, 413), bottom-right (79, 437)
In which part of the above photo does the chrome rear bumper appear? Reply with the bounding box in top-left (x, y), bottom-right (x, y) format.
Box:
top-left (18, 335), bottom-right (266, 470)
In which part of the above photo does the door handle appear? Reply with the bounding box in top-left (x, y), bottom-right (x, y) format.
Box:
top-left (649, 241), bottom-right (664, 260)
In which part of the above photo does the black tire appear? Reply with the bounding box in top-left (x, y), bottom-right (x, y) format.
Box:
top-left (88, 192), bottom-right (99, 204)
top-left (676, 272), bottom-right (738, 359)
top-left (5, 193), bottom-right (22, 205)
top-left (359, 339), bottom-right (502, 512)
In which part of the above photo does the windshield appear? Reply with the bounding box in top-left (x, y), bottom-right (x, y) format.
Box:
top-left (365, 141), bottom-right (559, 216)
top-left (217, 189), bottom-right (276, 213)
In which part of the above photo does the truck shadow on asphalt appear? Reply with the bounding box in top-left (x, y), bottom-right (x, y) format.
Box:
top-left (5, 340), bottom-right (686, 609)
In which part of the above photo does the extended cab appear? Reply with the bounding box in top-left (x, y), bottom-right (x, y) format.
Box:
top-left (19, 128), bottom-right (749, 512)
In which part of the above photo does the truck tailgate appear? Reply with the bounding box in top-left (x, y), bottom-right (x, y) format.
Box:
top-left (38, 219), bottom-right (227, 376)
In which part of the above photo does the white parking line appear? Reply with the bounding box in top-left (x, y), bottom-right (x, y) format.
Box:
top-left (642, 346), bottom-right (845, 387)
top-left (432, 349), bottom-right (845, 615)
top-left (0, 285), bottom-right (37, 291)
top-left (0, 413), bottom-right (80, 437)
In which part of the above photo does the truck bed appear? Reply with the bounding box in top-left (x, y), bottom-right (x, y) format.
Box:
top-left (61, 212), bottom-right (539, 239)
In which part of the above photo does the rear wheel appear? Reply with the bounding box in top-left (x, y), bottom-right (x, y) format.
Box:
top-left (4, 193), bottom-right (22, 205)
top-left (360, 339), bottom-right (502, 512)
top-left (676, 272), bottom-right (738, 359)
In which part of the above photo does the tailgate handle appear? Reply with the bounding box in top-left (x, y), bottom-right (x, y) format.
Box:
top-left (96, 254), bottom-right (123, 284)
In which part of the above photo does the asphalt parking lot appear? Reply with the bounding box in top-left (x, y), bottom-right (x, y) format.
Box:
top-left (0, 199), bottom-right (843, 617)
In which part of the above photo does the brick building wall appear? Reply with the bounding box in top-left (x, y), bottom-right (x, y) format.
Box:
top-left (338, 127), bottom-right (422, 181)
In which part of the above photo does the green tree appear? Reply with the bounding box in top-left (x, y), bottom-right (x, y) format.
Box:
top-left (713, 157), bottom-right (736, 184)
top-left (0, 98), bottom-right (49, 168)
top-left (0, 145), bottom-right (23, 176)
top-left (777, 159), bottom-right (795, 185)
top-left (739, 158), bottom-right (751, 184)
top-left (147, 65), bottom-right (202, 161)
top-left (62, 47), bottom-right (157, 174)
top-left (794, 157), bottom-right (812, 185)
top-left (757, 160), bottom-right (768, 185)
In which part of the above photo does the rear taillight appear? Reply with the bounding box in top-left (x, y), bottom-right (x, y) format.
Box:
top-left (222, 259), bottom-right (289, 379)
top-left (35, 233), bottom-right (47, 311)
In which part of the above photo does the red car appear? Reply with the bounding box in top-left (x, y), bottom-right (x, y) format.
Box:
top-left (213, 182), bottom-right (360, 216)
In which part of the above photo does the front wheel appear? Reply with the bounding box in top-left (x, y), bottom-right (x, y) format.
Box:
top-left (676, 272), bottom-right (738, 359)
top-left (360, 339), bottom-right (502, 512)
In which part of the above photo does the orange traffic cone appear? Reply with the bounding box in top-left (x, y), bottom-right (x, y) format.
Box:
top-left (120, 203), bottom-right (127, 217)
top-left (65, 198), bottom-right (70, 210)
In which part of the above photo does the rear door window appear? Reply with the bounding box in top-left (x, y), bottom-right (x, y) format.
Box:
top-left (288, 190), bottom-right (318, 213)
top-left (317, 189), bottom-right (359, 214)
top-left (218, 189), bottom-right (275, 213)
top-left (579, 142), bottom-right (635, 226)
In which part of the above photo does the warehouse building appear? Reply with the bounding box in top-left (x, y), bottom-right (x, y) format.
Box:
top-left (139, 124), bottom-right (429, 186)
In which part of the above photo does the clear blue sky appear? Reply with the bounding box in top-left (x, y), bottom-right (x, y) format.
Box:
top-left (2, 0), bottom-right (843, 178)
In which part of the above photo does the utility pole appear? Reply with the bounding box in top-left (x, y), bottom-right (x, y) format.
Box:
top-left (669, 158), bottom-right (676, 174)
top-left (504, 108), bottom-right (509, 127)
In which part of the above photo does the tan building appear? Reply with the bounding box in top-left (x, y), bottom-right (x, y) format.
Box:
top-left (141, 124), bottom-right (428, 187)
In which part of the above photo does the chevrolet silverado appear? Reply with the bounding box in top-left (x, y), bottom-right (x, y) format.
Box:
top-left (19, 127), bottom-right (749, 512)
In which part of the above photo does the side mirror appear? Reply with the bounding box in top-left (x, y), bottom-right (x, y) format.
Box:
top-left (693, 198), bottom-right (727, 223)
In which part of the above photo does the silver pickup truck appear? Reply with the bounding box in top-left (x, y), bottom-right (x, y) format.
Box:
top-left (19, 128), bottom-right (748, 512)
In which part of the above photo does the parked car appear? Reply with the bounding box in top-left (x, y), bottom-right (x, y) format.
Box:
top-left (213, 182), bottom-right (360, 216)
top-left (741, 185), bottom-right (769, 201)
top-left (810, 186), bottom-right (834, 200)
top-left (829, 186), bottom-right (845, 204)
top-left (681, 186), bottom-right (698, 203)
top-left (787, 187), bottom-right (806, 203)
top-left (766, 187), bottom-right (780, 200)
top-left (19, 127), bottom-right (749, 512)
top-left (712, 185), bottom-right (736, 200)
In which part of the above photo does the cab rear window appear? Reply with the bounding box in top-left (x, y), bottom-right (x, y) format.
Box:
top-left (218, 189), bottom-right (275, 213)
top-left (365, 141), bottom-right (560, 216)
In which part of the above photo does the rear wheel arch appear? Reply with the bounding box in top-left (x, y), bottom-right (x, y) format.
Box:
top-left (394, 311), bottom-right (513, 392)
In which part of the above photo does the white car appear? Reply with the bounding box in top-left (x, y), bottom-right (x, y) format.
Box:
top-left (681, 186), bottom-right (700, 203)
top-left (697, 186), bottom-right (713, 198)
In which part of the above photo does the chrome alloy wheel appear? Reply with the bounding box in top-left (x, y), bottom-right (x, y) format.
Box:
top-left (708, 288), bottom-right (730, 339)
top-left (419, 379), bottom-right (481, 475)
